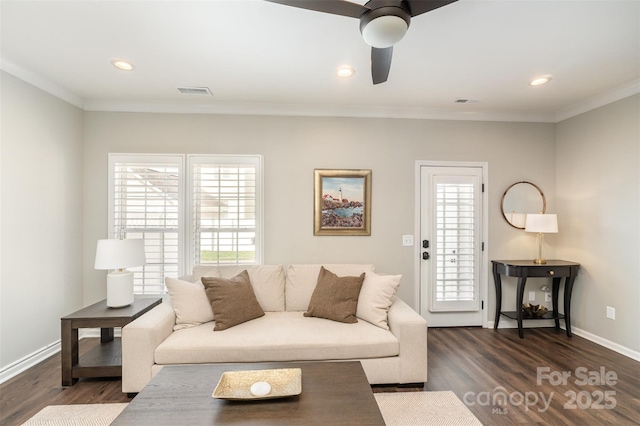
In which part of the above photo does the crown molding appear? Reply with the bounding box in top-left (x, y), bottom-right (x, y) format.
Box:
top-left (3, 57), bottom-right (635, 124)
top-left (556, 78), bottom-right (640, 122)
top-left (83, 99), bottom-right (557, 123)
top-left (1, 57), bottom-right (85, 109)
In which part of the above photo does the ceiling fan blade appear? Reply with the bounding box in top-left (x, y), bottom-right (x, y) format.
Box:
top-left (264, 0), bottom-right (367, 19)
top-left (371, 46), bottom-right (393, 85)
top-left (406, 0), bottom-right (458, 17)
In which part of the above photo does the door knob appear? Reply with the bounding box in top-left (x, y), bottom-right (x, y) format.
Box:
top-left (422, 252), bottom-right (430, 260)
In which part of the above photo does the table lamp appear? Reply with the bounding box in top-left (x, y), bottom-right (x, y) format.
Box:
top-left (525, 214), bottom-right (558, 264)
top-left (95, 239), bottom-right (146, 308)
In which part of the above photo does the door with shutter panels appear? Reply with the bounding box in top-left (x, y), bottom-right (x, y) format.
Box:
top-left (419, 165), bottom-right (485, 327)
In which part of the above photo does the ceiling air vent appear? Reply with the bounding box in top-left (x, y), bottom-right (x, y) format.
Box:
top-left (454, 98), bottom-right (479, 104)
top-left (177, 87), bottom-right (212, 96)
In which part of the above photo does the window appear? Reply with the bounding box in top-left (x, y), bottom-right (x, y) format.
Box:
top-left (108, 154), bottom-right (262, 294)
top-left (189, 156), bottom-right (261, 266)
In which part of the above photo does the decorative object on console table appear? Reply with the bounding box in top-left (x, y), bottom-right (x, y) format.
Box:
top-left (492, 260), bottom-right (580, 339)
top-left (95, 239), bottom-right (146, 308)
top-left (525, 213), bottom-right (558, 264)
top-left (314, 169), bottom-right (371, 236)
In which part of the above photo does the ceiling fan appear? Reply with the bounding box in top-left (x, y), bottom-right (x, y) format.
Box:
top-left (264, 0), bottom-right (458, 84)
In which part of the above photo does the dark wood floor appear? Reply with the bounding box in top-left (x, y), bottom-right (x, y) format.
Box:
top-left (1, 327), bottom-right (639, 425)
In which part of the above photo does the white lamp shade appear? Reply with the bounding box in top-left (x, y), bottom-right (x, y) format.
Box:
top-left (361, 15), bottom-right (408, 48)
top-left (95, 239), bottom-right (146, 270)
top-left (525, 214), bottom-right (558, 234)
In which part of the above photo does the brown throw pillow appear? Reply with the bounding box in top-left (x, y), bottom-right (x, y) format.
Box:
top-left (304, 266), bottom-right (365, 323)
top-left (202, 270), bottom-right (265, 331)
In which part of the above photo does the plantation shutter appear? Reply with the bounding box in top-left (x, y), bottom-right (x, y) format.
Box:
top-left (109, 155), bottom-right (184, 294)
top-left (189, 155), bottom-right (261, 266)
top-left (432, 175), bottom-right (480, 311)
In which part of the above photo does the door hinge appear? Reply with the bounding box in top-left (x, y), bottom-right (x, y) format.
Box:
top-left (481, 242), bottom-right (485, 251)
top-left (482, 300), bottom-right (484, 310)
top-left (482, 183), bottom-right (485, 192)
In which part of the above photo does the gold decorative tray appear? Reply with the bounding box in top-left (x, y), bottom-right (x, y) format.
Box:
top-left (212, 368), bottom-right (302, 400)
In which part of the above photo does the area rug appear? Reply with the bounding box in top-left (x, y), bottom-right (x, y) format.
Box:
top-left (374, 391), bottom-right (483, 426)
top-left (23, 392), bottom-right (481, 425)
top-left (21, 403), bottom-right (128, 426)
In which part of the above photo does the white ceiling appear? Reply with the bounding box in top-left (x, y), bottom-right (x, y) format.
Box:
top-left (1, 0), bottom-right (639, 122)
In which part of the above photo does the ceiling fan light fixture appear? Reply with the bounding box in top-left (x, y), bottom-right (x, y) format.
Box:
top-left (336, 65), bottom-right (355, 78)
top-left (361, 15), bottom-right (409, 48)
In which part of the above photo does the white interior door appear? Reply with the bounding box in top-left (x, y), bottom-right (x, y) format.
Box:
top-left (419, 165), bottom-right (485, 327)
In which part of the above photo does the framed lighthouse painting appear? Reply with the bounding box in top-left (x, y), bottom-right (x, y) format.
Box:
top-left (314, 169), bottom-right (371, 236)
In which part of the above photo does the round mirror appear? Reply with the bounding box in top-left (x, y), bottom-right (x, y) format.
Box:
top-left (501, 181), bottom-right (546, 229)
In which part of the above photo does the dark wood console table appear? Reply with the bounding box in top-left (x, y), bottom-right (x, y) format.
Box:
top-left (492, 260), bottom-right (580, 338)
top-left (61, 296), bottom-right (162, 386)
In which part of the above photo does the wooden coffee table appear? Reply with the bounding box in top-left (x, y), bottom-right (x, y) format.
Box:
top-left (112, 361), bottom-right (385, 425)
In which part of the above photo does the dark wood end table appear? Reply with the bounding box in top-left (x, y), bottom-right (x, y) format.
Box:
top-left (112, 362), bottom-right (385, 425)
top-left (61, 296), bottom-right (162, 386)
top-left (492, 260), bottom-right (580, 338)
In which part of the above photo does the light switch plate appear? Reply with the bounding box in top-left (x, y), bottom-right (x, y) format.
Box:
top-left (545, 293), bottom-right (552, 302)
top-left (402, 235), bottom-right (414, 246)
top-left (528, 291), bottom-right (536, 302)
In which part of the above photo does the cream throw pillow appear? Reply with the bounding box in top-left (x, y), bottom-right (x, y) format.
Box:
top-left (165, 277), bottom-right (214, 331)
top-left (356, 272), bottom-right (401, 330)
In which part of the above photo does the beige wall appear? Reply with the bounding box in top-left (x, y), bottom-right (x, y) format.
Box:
top-left (0, 71), bottom-right (84, 369)
top-left (556, 94), bottom-right (640, 353)
top-left (4, 69), bottom-right (636, 373)
top-left (83, 112), bottom-right (557, 313)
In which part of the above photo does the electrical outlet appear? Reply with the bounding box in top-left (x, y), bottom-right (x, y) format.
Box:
top-left (402, 235), bottom-right (414, 246)
top-left (606, 306), bottom-right (615, 320)
top-left (528, 291), bottom-right (536, 302)
top-left (545, 293), bottom-right (552, 302)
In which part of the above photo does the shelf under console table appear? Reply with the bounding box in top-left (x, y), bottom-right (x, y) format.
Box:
top-left (491, 260), bottom-right (580, 339)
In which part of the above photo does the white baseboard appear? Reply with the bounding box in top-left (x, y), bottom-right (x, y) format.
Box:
top-left (570, 326), bottom-right (640, 362)
top-left (487, 320), bottom-right (640, 361)
top-left (0, 329), bottom-right (123, 385)
top-left (0, 340), bottom-right (60, 384)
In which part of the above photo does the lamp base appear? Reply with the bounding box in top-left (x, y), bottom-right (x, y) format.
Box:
top-left (107, 271), bottom-right (134, 308)
top-left (533, 258), bottom-right (547, 265)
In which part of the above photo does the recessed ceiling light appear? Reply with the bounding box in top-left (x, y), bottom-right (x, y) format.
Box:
top-left (112, 60), bottom-right (135, 71)
top-left (530, 76), bottom-right (552, 86)
top-left (336, 65), bottom-right (355, 78)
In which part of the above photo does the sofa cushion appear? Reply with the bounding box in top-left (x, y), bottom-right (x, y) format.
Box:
top-left (285, 264), bottom-right (375, 311)
top-left (192, 265), bottom-right (286, 312)
top-left (192, 265), bottom-right (220, 281)
top-left (165, 277), bottom-right (214, 331)
top-left (304, 266), bottom-right (365, 323)
top-left (202, 271), bottom-right (265, 331)
top-left (356, 272), bottom-right (402, 330)
top-left (154, 312), bottom-right (399, 365)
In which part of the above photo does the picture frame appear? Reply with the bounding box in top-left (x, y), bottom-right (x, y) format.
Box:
top-left (314, 169), bottom-right (371, 236)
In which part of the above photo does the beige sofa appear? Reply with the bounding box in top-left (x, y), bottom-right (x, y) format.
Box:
top-left (122, 264), bottom-right (428, 393)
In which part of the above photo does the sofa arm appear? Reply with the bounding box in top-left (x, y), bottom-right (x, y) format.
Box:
top-left (387, 297), bottom-right (428, 383)
top-left (122, 302), bottom-right (175, 393)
